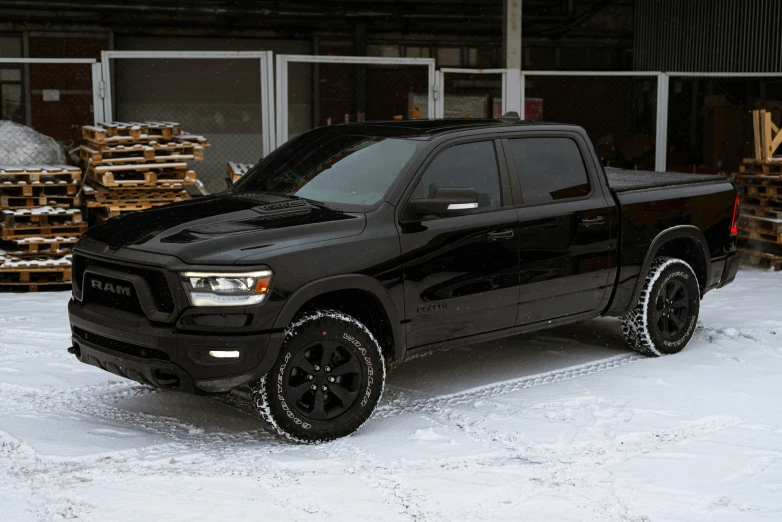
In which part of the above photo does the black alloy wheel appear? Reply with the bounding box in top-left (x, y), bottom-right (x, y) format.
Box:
top-left (654, 278), bottom-right (692, 341)
top-left (285, 339), bottom-right (363, 421)
top-left (250, 310), bottom-right (386, 443)
top-left (622, 257), bottom-right (701, 356)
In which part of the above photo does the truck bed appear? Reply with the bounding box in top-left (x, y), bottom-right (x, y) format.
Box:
top-left (605, 168), bottom-right (726, 192)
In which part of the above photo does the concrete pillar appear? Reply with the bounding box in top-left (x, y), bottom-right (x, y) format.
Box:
top-left (503, 0), bottom-right (522, 115)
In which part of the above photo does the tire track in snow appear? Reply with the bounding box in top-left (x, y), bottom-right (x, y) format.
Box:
top-left (320, 438), bottom-right (446, 522)
top-left (376, 353), bottom-right (646, 419)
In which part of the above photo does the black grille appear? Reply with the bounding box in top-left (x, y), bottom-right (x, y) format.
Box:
top-left (85, 273), bottom-right (145, 315)
top-left (74, 254), bottom-right (175, 313)
top-left (72, 326), bottom-right (171, 362)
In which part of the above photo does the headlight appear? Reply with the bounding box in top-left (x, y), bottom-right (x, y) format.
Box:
top-left (180, 270), bottom-right (272, 307)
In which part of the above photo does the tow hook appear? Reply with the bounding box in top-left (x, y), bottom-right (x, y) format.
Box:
top-left (67, 345), bottom-right (81, 357)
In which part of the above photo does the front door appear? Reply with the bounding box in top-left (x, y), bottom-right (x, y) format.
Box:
top-left (501, 134), bottom-right (614, 325)
top-left (399, 139), bottom-right (520, 348)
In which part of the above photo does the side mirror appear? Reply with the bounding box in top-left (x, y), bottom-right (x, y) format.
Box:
top-left (410, 187), bottom-right (479, 218)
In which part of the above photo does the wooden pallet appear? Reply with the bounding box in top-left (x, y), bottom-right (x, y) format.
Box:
top-left (740, 205), bottom-right (782, 219)
top-left (86, 169), bottom-right (196, 189)
top-left (738, 248), bottom-right (782, 271)
top-left (226, 162), bottom-right (254, 184)
top-left (92, 201), bottom-right (178, 218)
top-left (0, 236), bottom-right (77, 257)
top-left (741, 184), bottom-right (782, 198)
top-left (750, 109), bottom-right (782, 163)
top-left (740, 194), bottom-right (782, 209)
top-left (80, 144), bottom-right (204, 165)
top-left (0, 180), bottom-right (80, 197)
top-left (0, 222), bottom-right (88, 241)
top-left (80, 144), bottom-right (154, 164)
top-left (0, 165), bottom-right (81, 183)
top-left (0, 194), bottom-right (76, 210)
top-left (738, 230), bottom-right (782, 246)
top-left (0, 257), bottom-right (72, 290)
top-left (84, 132), bottom-right (209, 149)
top-left (2, 208), bottom-right (82, 228)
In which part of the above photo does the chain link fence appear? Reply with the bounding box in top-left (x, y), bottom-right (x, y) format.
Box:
top-left (524, 73), bottom-right (659, 171)
top-left (111, 57), bottom-right (268, 193)
top-left (1, 61), bottom-right (94, 165)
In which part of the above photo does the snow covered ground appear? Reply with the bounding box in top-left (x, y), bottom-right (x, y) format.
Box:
top-left (1, 267), bottom-right (781, 521)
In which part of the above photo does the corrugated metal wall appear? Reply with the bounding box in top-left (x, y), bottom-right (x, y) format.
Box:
top-left (635, 0), bottom-right (782, 72)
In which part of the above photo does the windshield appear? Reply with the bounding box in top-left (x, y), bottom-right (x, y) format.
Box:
top-left (234, 132), bottom-right (424, 208)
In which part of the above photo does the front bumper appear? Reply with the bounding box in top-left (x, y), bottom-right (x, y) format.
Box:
top-left (69, 299), bottom-right (284, 394)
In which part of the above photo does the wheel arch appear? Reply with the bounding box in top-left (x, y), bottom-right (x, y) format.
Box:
top-left (273, 275), bottom-right (405, 361)
top-left (629, 225), bottom-right (711, 309)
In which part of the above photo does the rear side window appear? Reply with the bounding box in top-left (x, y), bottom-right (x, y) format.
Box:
top-left (417, 141), bottom-right (501, 210)
top-left (506, 137), bottom-right (591, 204)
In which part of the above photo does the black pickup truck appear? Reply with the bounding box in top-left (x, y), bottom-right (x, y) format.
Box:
top-left (68, 115), bottom-right (741, 442)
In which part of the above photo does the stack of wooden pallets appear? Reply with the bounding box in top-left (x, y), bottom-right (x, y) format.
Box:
top-left (0, 165), bottom-right (86, 291)
top-left (226, 161), bottom-right (254, 185)
top-left (735, 110), bottom-right (782, 271)
top-left (79, 122), bottom-right (208, 221)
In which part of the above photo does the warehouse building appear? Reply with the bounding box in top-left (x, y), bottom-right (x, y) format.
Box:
top-left (0, 0), bottom-right (780, 191)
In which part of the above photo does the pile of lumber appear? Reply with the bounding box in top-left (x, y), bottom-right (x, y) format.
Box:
top-left (735, 111), bottom-right (782, 270)
top-left (0, 165), bottom-right (85, 291)
top-left (735, 161), bottom-right (782, 271)
top-left (79, 122), bottom-right (208, 221)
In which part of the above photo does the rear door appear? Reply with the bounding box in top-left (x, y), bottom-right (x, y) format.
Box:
top-left (500, 132), bottom-right (614, 325)
top-left (399, 137), bottom-right (520, 348)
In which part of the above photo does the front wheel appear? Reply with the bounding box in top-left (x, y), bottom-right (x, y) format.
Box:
top-left (250, 310), bottom-right (386, 443)
top-left (621, 257), bottom-right (700, 356)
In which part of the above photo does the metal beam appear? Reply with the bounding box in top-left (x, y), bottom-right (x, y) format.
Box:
top-left (504, 0), bottom-right (522, 114)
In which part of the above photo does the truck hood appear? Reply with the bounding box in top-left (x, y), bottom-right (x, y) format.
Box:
top-left (82, 193), bottom-right (366, 265)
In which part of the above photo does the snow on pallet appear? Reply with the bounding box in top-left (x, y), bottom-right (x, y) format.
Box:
top-left (0, 165), bottom-right (81, 183)
top-left (0, 254), bottom-right (72, 290)
top-left (226, 162), bottom-right (254, 184)
top-left (80, 142), bottom-right (204, 165)
top-left (0, 221), bottom-right (87, 241)
top-left (2, 206), bottom-right (82, 228)
top-left (83, 121), bottom-right (210, 148)
top-left (0, 236), bottom-right (78, 257)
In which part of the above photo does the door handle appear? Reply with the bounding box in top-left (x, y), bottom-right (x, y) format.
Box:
top-left (580, 217), bottom-right (605, 227)
top-left (487, 229), bottom-right (514, 241)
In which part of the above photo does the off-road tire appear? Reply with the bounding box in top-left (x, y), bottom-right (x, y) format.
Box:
top-left (621, 257), bottom-right (700, 357)
top-left (249, 310), bottom-right (386, 443)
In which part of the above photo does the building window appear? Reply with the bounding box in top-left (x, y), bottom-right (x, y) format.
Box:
top-left (436, 48), bottom-right (461, 67)
top-left (405, 46), bottom-right (431, 58)
top-left (0, 35), bottom-right (24, 123)
top-left (367, 44), bottom-right (401, 58)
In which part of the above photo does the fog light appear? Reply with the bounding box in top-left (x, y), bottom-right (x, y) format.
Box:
top-left (208, 350), bottom-right (240, 359)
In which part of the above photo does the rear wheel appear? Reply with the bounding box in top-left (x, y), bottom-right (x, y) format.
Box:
top-left (621, 257), bottom-right (700, 356)
top-left (250, 310), bottom-right (386, 443)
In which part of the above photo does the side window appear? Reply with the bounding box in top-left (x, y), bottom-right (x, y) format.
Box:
top-left (506, 137), bottom-right (591, 204)
top-left (416, 141), bottom-right (501, 210)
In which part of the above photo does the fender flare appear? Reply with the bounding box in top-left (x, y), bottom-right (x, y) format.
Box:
top-left (272, 274), bottom-right (406, 360)
top-left (628, 225), bottom-right (711, 308)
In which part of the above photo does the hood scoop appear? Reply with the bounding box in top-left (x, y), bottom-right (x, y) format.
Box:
top-left (251, 199), bottom-right (313, 220)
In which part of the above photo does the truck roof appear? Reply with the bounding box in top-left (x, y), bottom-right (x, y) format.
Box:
top-left (318, 118), bottom-right (578, 139)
